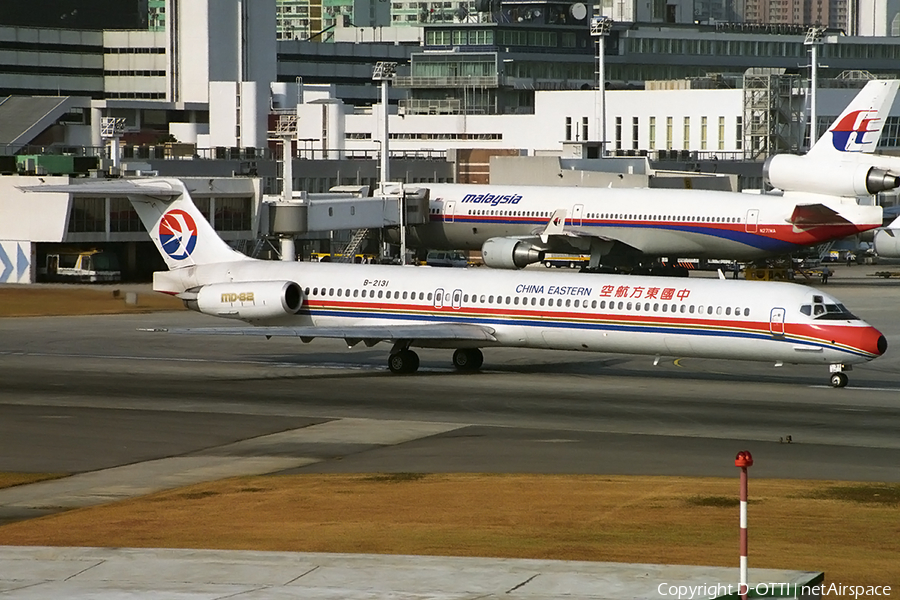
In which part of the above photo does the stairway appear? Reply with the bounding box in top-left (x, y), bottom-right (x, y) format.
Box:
top-left (339, 228), bottom-right (369, 262)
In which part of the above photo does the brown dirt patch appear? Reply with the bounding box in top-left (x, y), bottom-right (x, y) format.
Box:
top-left (0, 473), bottom-right (67, 489)
top-left (0, 474), bottom-right (896, 596)
top-left (0, 287), bottom-right (183, 317)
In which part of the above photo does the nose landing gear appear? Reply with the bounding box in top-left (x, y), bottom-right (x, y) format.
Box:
top-left (829, 364), bottom-right (851, 388)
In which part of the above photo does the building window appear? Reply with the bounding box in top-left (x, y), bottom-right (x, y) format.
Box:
top-left (649, 116), bottom-right (656, 151)
top-left (109, 197), bottom-right (142, 232)
top-left (718, 116), bottom-right (725, 151)
top-left (582, 117), bottom-right (589, 142)
top-left (736, 116), bottom-right (743, 151)
top-left (565, 116), bottom-right (572, 141)
top-left (68, 197), bottom-right (105, 232)
top-left (214, 197), bottom-right (252, 231)
top-left (632, 117), bottom-right (639, 150)
top-left (666, 116), bottom-right (673, 150)
top-left (683, 116), bottom-right (690, 150)
top-left (615, 116), bottom-right (622, 151)
top-left (700, 116), bottom-right (707, 150)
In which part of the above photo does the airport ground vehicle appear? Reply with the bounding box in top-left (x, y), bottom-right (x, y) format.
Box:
top-left (425, 250), bottom-right (468, 268)
top-left (38, 248), bottom-right (121, 283)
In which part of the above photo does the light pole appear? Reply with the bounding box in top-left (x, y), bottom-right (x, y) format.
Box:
top-left (804, 27), bottom-right (825, 150)
top-left (372, 61), bottom-right (397, 190)
top-left (590, 15), bottom-right (613, 157)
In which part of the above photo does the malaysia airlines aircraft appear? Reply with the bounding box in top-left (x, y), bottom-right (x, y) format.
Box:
top-left (27, 179), bottom-right (887, 387)
top-left (390, 81), bottom-right (898, 270)
top-left (765, 79), bottom-right (900, 197)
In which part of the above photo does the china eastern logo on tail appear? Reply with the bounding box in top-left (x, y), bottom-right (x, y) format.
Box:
top-left (830, 109), bottom-right (882, 152)
top-left (158, 209), bottom-right (198, 259)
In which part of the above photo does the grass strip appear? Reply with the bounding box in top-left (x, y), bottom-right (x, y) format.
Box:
top-left (0, 473), bottom-right (896, 596)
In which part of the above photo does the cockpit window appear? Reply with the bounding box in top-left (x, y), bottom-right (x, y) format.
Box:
top-left (800, 302), bottom-right (858, 320)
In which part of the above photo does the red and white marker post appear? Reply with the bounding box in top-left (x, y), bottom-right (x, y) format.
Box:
top-left (735, 451), bottom-right (754, 600)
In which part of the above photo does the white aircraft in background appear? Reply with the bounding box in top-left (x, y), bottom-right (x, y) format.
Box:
top-left (27, 179), bottom-right (887, 387)
top-left (390, 80), bottom-right (899, 270)
top-left (765, 79), bottom-right (900, 198)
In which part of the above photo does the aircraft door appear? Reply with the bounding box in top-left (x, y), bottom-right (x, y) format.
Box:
top-left (573, 204), bottom-right (584, 226)
top-left (745, 209), bottom-right (759, 233)
top-left (444, 201), bottom-right (455, 223)
top-left (769, 307), bottom-right (785, 337)
top-left (452, 289), bottom-right (462, 310)
top-left (433, 288), bottom-right (445, 309)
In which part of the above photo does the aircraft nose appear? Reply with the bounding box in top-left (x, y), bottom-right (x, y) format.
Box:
top-left (876, 333), bottom-right (888, 356)
top-left (861, 327), bottom-right (888, 357)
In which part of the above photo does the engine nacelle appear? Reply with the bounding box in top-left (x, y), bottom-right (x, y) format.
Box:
top-left (187, 280), bottom-right (303, 320)
top-left (764, 154), bottom-right (900, 197)
top-left (874, 229), bottom-right (900, 258)
top-left (481, 237), bottom-right (545, 269)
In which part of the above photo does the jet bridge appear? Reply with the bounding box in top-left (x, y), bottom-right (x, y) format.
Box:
top-left (265, 185), bottom-right (429, 235)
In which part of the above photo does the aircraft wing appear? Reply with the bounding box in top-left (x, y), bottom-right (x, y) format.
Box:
top-left (789, 204), bottom-right (853, 227)
top-left (142, 322), bottom-right (498, 347)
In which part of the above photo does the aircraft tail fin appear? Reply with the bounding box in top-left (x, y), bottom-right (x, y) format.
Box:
top-left (807, 80), bottom-right (899, 158)
top-left (23, 178), bottom-right (252, 270)
top-left (539, 208), bottom-right (567, 242)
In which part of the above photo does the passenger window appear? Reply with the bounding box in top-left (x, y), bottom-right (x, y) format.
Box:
top-left (402, 291), bottom-right (407, 299)
top-left (626, 302), bottom-right (632, 310)
top-left (744, 308), bottom-right (750, 316)
top-left (688, 305), bottom-right (694, 314)
top-left (662, 304), bottom-right (667, 312)
top-left (506, 296), bottom-right (511, 304)
top-left (708, 306), bottom-right (714, 315)
top-left (313, 287), bottom-right (318, 295)
top-left (304, 287), bottom-right (310, 295)
top-left (716, 306), bottom-right (722, 315)
top-left (645, 302), bottom-right (651, 311)
top-left (427, 293), bottom-right (433, 301)
top-left (480, 295), bottom-right (486, 302)
top-left (337, 289), bottom-right (343, 297)
top-left (565, 299), bottom-right (571, 307)
top-left (346, 289), bottom-right (351, 296)
top-left (489, 295), bottom-right (494, 303)
top-left (726, 307), bottom-right (731, 315)
top-left (463, 294), bottom-right (468, 302)
top-left (354, 289), bottom-right (359, 298)
top-left (514, 297), bottom-right (520, 305)
top-left (558, 299), bottom-right (563, 307)
top-left (574, 299), bottom-right (580, 308)
top-left (396, 291), bottom-right (401, 299)
top-left (531, 297), bottom-right (537, 306)
top-left (377, 290), bottom-right (383, 298)
top-left (329, 288), bottom-right (334, 296)
top-left (654, 303), bottom-right (659, 311)
top-left (618, 301), bottom-right (624, 310)
top-left (592, 300), bottom-right (597, 309)
top-left (540, 298), bottom-right (545, 306)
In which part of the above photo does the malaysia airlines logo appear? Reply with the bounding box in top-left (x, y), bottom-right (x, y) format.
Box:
top-left (158, 209), bottom-right (198, 260)
top-left (830, 109), bottom-right (882, 152)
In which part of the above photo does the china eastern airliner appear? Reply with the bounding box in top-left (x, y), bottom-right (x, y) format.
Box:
top-left (388, 80), bottom-right (899, 270)
top-left (27, 179), bottom-right (887, 387)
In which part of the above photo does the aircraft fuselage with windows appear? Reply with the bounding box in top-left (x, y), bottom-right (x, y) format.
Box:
top-left (24, 178), bottom-right (887, 388)
top-left (395, 183), bottom-right (882, 266)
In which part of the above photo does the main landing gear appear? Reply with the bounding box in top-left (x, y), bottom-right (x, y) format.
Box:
top-left (829, 364), bottom-right (851, 388)
top-left (387, 345), bottom-right (484, 374)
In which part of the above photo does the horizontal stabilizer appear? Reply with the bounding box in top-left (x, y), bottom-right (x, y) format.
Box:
top-left (19, 180), bottom-right (183, 197)
top-left (141, 322), bottom-right (498, 344)
top-left (789, 204), bottom-right (851, 227)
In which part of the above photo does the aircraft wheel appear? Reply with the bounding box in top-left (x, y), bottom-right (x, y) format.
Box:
top-left (452, 348), bottom-right (483, 372)
top-left (829, 372), bottom-right (849, 388)
top-left (389, 350), bottom-right (419, 374)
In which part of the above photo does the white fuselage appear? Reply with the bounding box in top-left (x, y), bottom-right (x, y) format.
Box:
top-left (156, 260), bottom-right (884, 366)
top-left (394, 183), bottom-right (881, 260)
